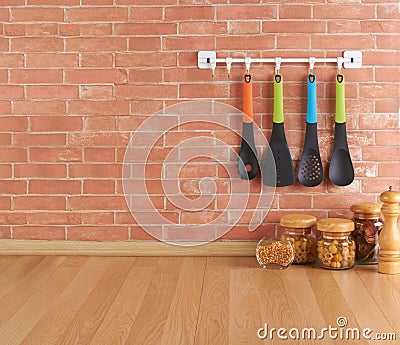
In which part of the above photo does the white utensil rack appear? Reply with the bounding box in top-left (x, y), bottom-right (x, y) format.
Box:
top-left (198, 50), bottom-right (362, 75)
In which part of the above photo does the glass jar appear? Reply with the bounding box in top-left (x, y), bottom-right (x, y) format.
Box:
top-left (350, 202), bottom-right (383, 265)
top-left (316, 218), bottom-right (355, 270)
top-left (256, 237), bottom-right (294, 270)
top-left (280, 214), bottom-right (317, 264)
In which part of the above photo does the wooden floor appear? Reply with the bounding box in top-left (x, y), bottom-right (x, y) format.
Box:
top-left (0, 256), bottom-right (399, 345)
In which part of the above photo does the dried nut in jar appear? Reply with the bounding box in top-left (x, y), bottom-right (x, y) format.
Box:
top-left (256, 238), bottom-right (294, 269)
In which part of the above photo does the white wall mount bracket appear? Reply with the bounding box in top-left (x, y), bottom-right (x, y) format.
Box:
top-left (198, 50), bottom-right (362, 73)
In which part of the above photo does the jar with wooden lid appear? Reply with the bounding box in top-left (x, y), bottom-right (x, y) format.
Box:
top-left (350, 202), bottom-right (383, 265)
top-left (317, 218), bottom-right (355, 270)
top-left (280, 214), bottom-right (317, 264)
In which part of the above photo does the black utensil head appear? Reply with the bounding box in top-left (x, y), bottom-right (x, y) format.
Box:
top-left (329, 149), bottom-right (354, 186)
top-left (263, 123), bottom-right (295, 187)
top-left (238, 122), bottom-right (259, 180)
top-left (298, 149), bottom-right (324, 187)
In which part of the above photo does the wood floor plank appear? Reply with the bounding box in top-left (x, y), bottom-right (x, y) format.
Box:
top-left (159, 257), bottom-right (206, 345)
top-left (0, 256), bottom-right (66, 326)
top-left (56, 257), bottom-right (134, 345)
top-left (194, 257), bottom-right (244, 345)
top-left (356, 266), bottom-right (400, 332)
top-left (88, 257), bottom-right (155, 345)
top-left (0, 257), bottom-right (87, 345)
top-left (20, 257), bottom-right (115, 345)
top-left (0, 256), bottom-right (44, 299)
top-left (124, 257), bottom-right (184, 345)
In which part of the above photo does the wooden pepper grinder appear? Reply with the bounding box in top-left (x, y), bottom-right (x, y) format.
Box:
top-left (378, 186), bottom-right (400, 274)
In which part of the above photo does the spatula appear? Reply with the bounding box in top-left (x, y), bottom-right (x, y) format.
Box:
top-left (263, 74), bottom-right (295, 187)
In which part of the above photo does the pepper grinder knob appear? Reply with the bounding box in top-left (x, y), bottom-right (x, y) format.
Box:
top-left (378, 186), bottom-right (400, 274)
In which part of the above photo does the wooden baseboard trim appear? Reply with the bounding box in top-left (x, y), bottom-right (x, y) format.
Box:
top-left (0, 239), bottom-right (257, 256)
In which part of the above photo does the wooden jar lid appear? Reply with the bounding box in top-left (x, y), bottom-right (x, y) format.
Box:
top-left (280, 214), bottom-right (317, 228)
top-left (350, 202), bottom-right (382, 216)
top-left (317, 218), bottom-right (354, 233)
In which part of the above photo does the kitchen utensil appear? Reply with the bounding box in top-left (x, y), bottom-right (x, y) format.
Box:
top-left (329, 74), bottom-right (354, 186)
top-left (298, 74), bottom-right (323, 187)
top-left (238, 73), bottom-right (259, 180)
top-left (378, 186), bottom-right (400, 274)
top-left (263, 74), bottom-right (295, 187)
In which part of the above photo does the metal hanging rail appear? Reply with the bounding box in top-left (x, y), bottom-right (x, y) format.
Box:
top-left (198, 50), bottom-right (362, 76)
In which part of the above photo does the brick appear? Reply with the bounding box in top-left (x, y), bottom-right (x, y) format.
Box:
top-left (59, 23), bottom-right (112, 36)
top-left (79, 54), bottom-right (113, 68)
top-left (263, 20), bottom-right (323, 33)
top-left (362, 179), bottom-right (400, 194)
top-left (26, 53), bottom-right (78, 68)
top-left (66, 8), bottom-right (128, 22)
top-left (129, 69), bottom-right (162, 83)
top-left (67, 226), bottom-right (129, 241)
top-left (68, 133), bottom-right (129, 147)
top-left (14, 164), bottom-right (67, 178)
top-left (115, 85), bottom-right (178, 100)
top-left (378, 163), bottom-right (400, 177)
top-left (84, 148), bottom-right (115, 162)
top-left (81, 85), bottom-right (112, 100)
top-left (0, 54), bottom-right (24, 67)
top-left (163, 68), bottom-right (210, 82)
top-left (377, 35), bottom-right (400, 50)
top-left (375, 132), bottom-right (400, 146)
top-left (68, 196), bottom-right (127, 211)
top-left (279, 5), bottom-right (311, 19)
top-left (26, 212), bottom-right (81, 225)
top-left (0, 212), bottom-right (26, 225)
top-left (312, 35), bottom-right (374, 49)
top-left (0, 165), bottom-right (12, 178)
top-left (313, 5), bottom-right (375, 19)
top-left (361, 21), bottom-right (400, 34)
top-left (217, 5), bottom-right (276, 20)
top-left (328, 21), bottom-right (362, 33)
top-left (69, 164), bottom-right (122, 178)
top-left (27, 86), bottom-right (79, 99)
top-left (30, 148), bottom-right (82, 162)
top-left (81, 212), bottom-right (114, 225)
top-left (11, 8), bottom-right (64, 22)
top-left (131, 100), bottom-right (162, 115)
top-left (228, 21), bottom-right (260, 34)
top-left (14, 196), bottom-right (66, 210)
top-left (14, 133), bottom-right (66, 146)
top-left (66, 38), bottom-right (127, 52)
top-left (0, 197), bottom-right (11, 210)
top-left (0, 134), bottom-right (11, 146)
top-left (280, 194), bottom-right (312, 209)
top-left (0, 148), bottom-right (27, 162)
top-left (0, 86), bottom-right (24, 99)
top-left (10, 69), bottom-right (63, 84)
top-left (377, 4), bottom-right (400, 18)
top-left (363, 147), bottom-right (400, 161)
top-left (376, 100), bottom-right (399, 113)
top-left (12, 226), bottom-right (65, 240)
top-left (65, 69), bottom-right (127, 84)
top-left (115, 52), bottom-right (177, 67)
top-left (0, 117), bottom-right (28, 132)
top-left (0, 181), bottom-right (26, 194)
top-left (364, 51), bottom-right (400, 66)
top-left (277, 35), bottom-right (310, 49)
top-left (217, 35), bottom-right (274, 50)
top-left (83, 180), bottom-right (115, 194)
top-left (30, 116), bottom-right (82, 132)
top-left (129, 37), bottom-right (160, 51)
top-left (114, 23), bottom-right (177, 35)
top-left (180, 84), bottom-right (229, 99)
top-left (82, 0), bottom-right (113, 4)
top-left (0, 227), bottom-right (11, 239)
top-left (11, 37), bottom-right (64, 52)
top-left (116, 0), bottom-right (175, 3)
top-left (180, 22), bottom-right (227, 35)
top-left (13, 101), bottom-right (66, 115)
top-left (84, 116), bottom-right (116, 131)
top-left (165, 6), bottom-right (214, 20)
top-left (0, 101), bottom-right (12, 115)
top-left (68, 100), bottom-right (129, 115)
top-left (29, 180), bottom-right (81, 194)
top-left (375, 67), bottom-right (400, 82)
top-left (313, 194), bottom-right (375, 209)
top-left (6, 23), bottom-right (58, 36)
top-left (360, 84), bottom-right (399, 98)
top-left (163, 36), bottom-right (214, 50)
top-left (130, 7), bottom-right (163, 21)
top-left (359, 114), bottom-right (398, 130)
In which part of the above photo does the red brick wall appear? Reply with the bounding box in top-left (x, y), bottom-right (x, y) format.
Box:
top-left (0, 1), bottom-right (399, 241)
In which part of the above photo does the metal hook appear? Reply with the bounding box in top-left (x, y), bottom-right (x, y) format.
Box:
top-left (244, 57), bottom-right (251, 75)
top-left (309, 57), bottom-right (315, 75)
top-left (226, 57), bottom-right (232, 78)
top-left (275, 57), bottom-right (281, 75)
top-left (337, 57), bottom-right (344, 74)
